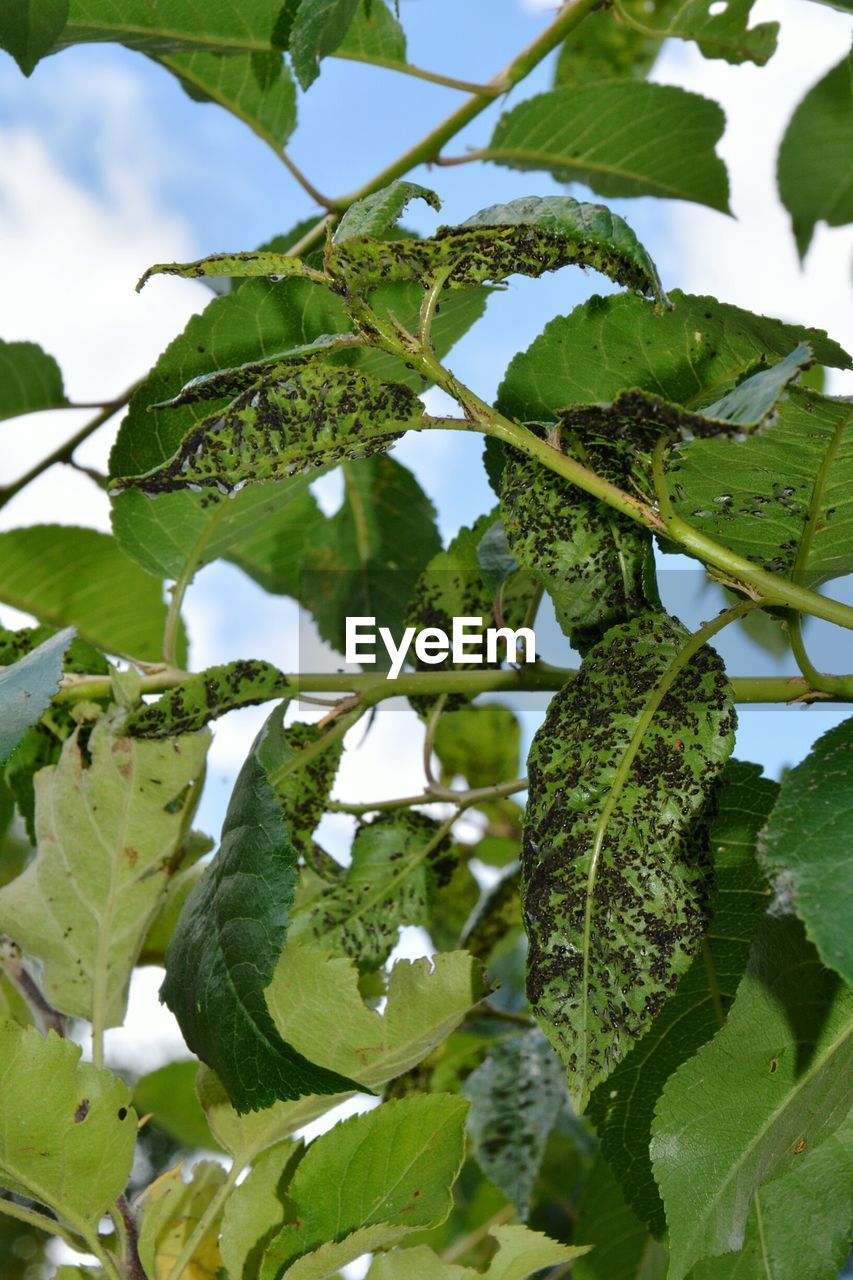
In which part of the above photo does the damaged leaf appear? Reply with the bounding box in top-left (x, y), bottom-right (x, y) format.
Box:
top-left (126, 660), bottom-right (291, 738)
top-left (113, 364), bottom-right (424, 497)
top-left (0, 713), bottom-right (209, 1027)
top-left (330, 195), bottom-right (666, 303)
top-left (523, 612), bottom-right (736, 1111)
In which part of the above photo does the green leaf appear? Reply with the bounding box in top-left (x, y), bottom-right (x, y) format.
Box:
top-left (160, 706), bottom-right (360, 1113)
top-left (110, 225), bottom-right (484, 580)
top-left (554, 0), bottom-right (666, 87)
top-left (667, 389), bottom-right (853, 587)
top-left (612, 0), bottom-right (777, 65)
top-left (552, 341), bottom-right (814, 449)
top-left (475, 518), bottom-right (518, 595)
top-left (136, 250), bottom-right (320, 292)
top-left (0, 0), bottom-right (68, 74)
top-left (0, 339), bottom-right (67, 419)
top-left (524, 612), bottom-right (736, 1112)
top-left (496, 291), bottom-right (850, 425)
top-left (139, 836), bottom-right (211, 964)
top-left (0, 712), bottom-right (209, 1026)
top-left (258, 1094), bottom-right (468, 1278)
top-left (264, 719), bottom-right (343, 861)
top-left (137, 1159), bottom-right (226, 1279)
top-left (463, 866), bottom-right (522, 964)
top-left (267, 945), bottom-right (486, 1087)
top-left (650, 917), bottom-right (853, 1280)
top-left (109, 223), bottom-right (347, 579)
top-left (294, 455), bottom-right (441, 654)
top-left (427, 860), bottom-right (482, 952)
top-left (134, 1060), bottom-right (221, 1152)
top-left (334, 181), bottom-right (441, 243)
top-left (433, 705), bottom-right (521, 789)
top-left (126, 660), bottom-right (291, 738)
top-left (288, 811), bottom-right (450, 968)
top-left (221, 1139), bottom-right (303, 1280)
top-left (758, 717), bottom-right (853, 985)
top-left (153, 49), bottom-right (297, 154)
top-left (336, 0), bottom-right (406, 66)
top-left (483, 84), bottom-right (730, 212)
top-left (0, 627), bottom-right (74, 765)
top-left (405, 508), bottom-right (535, 710)
top-left (330, 195), bottom-right (666, 303)
top-left (112, 364), bottom-right (424, 496)
top-left (500, 437), bottom-right (656, 653)
top-left (196, 1062), bottom-right (351, 1166)
top-left (463, 1029), bottom-right (566, 1216)
top-left (587, 759), bottom-right (777, 1233)
top-left (152, 334), bottom-right (365, 409)
top-left (0, 1020), bottom-right (136, 1230)
top-left (689, 1112), bottom-right (853, 1280)
top-left (0, 526), bottom-right (183, 663)
top-left (572, 1155), bottom-right (668, 1280)
top-left (217, 486), bottom-right (324, 596)
top-left (777, 51), bottom-right (853, 258)
top-left (114, 470), bottom-right (320, 585)
top-left (0, 626), bottom-right (109, 841)
top-left (56, 0), bottom-right (293, 56)
top-left (366, 1225), bottom-right (588, 1279)
top-left (289, 0), bottom-right (361, 89)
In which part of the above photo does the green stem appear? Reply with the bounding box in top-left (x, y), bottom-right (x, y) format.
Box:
top-left (419, 266), bottom-right (454, 349)
top-left (49, 666), bottom-right (851, 705)
top-left (337, 0), bottom-right (599, 207)
top-left (0, 388), bottom-right (136, 510)
top-left (279, 151), bottom-right (336, 209)
top-left (328, 775), bottom-right (527, 816)
top-left (422, 693), bottom-right (447, 787)
top-left (331, 51), bottom-right (503, 97)
top-left (163, 1158), bottom-right (243, 1280)
top-left (651, 436), bottom-right (853, 633)
top-left (0, 1196), bottom-right (86, 1253)
top-left (788, 616), bottom-right (853, 698)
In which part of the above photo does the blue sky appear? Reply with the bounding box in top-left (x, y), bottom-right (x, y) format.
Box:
top-left (1, 0), bottom-right (852, 850)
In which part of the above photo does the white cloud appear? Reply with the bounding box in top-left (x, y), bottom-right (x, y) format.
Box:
top-left (652, 0), bottom-right (853, 389)
top-left (0, 63), bottom-right (209, 533)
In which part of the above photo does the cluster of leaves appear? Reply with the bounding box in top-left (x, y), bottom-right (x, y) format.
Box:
top-left (1, 3), bottom-right (852, 1280)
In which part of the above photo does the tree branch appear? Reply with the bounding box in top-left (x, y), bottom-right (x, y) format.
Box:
top-left (47, 665), bottom-right (852, 705)
top-left (0, 387), bottom-right (136, 509)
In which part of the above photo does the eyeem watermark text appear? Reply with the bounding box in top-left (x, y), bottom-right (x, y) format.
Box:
top-left (345, 616), bottom-right (536, 680)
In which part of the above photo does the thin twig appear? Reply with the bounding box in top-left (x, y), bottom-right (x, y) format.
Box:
top-left (332, 50), bottom-right (506, 97)
top-left (328, 776), bottom-right (527, 816)
top-left (422, 693), bottom-right (447, 788)
top-left (0, 387), bottom-right (136, 509)
top-left (0, 937), bottom-right (67, 1037)
top-left (279, 150), bottom-right (337, 209)
top-left (116, 1194), bottom-right (149, 1280)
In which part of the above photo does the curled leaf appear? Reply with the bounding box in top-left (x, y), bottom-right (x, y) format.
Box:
top-left (330, 195), bottom-right (666, 303)
top-left (113, 365), bottom-right (424, 497)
